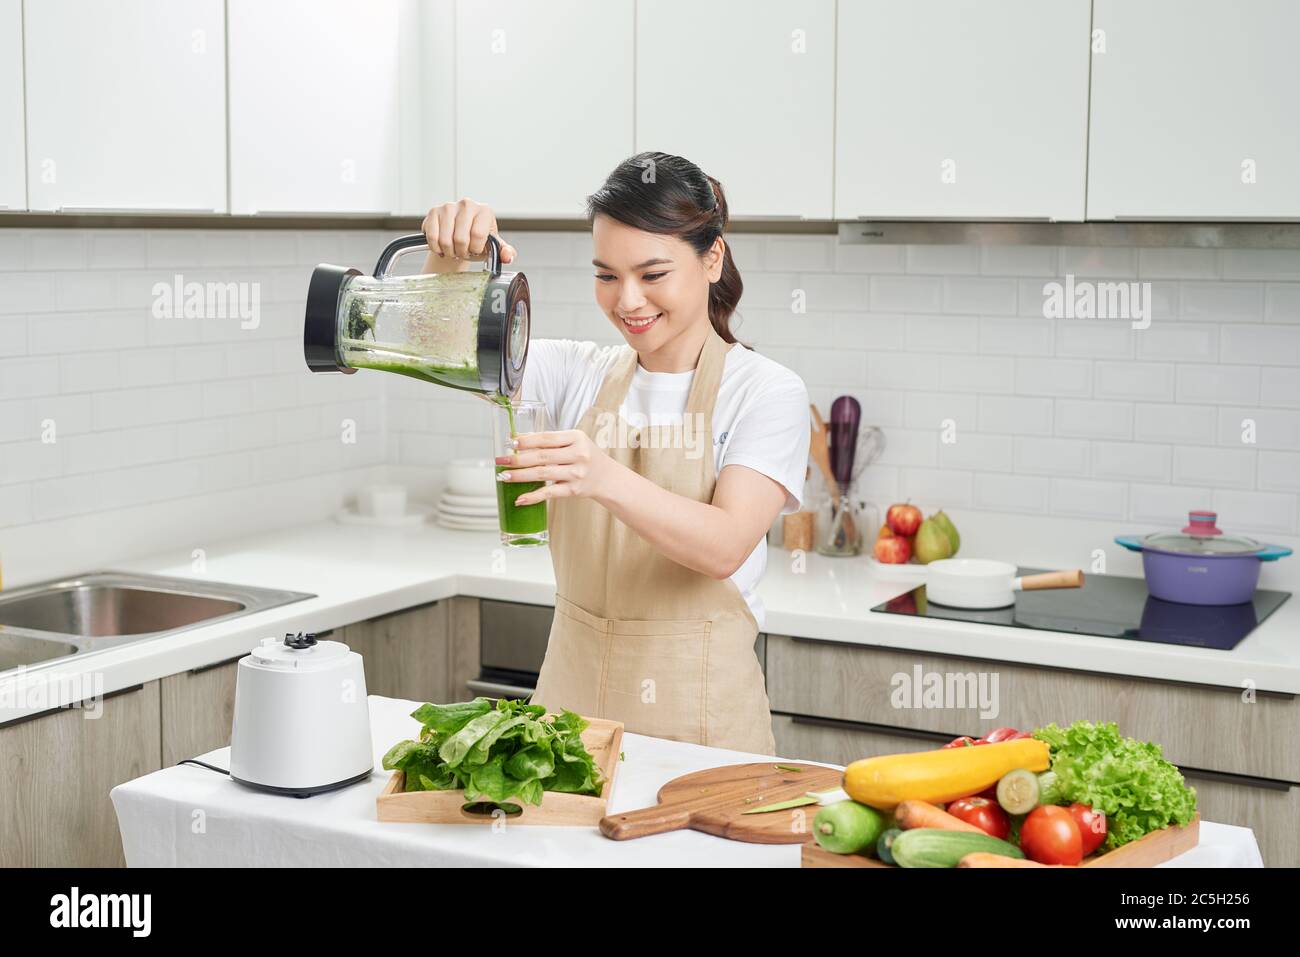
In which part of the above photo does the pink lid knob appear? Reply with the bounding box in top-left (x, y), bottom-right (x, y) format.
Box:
top-left (1183, 510), bottom-right (1222, 536)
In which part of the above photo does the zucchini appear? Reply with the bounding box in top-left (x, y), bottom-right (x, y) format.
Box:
top-left (877, 827), bottom-right (904, 865)
top-left (890, 828), bottom-right (1025, 868)
top-left (996, 768), bottom-right (1040, 815)
top-left (844, 739), bottom-right (1050, 810)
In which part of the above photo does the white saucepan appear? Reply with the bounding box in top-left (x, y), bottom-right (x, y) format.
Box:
top-left (925, 558), bottom-right (1084, 610)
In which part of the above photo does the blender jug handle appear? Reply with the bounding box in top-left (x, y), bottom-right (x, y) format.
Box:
top-left (373, 233), bottom-right (504, 279)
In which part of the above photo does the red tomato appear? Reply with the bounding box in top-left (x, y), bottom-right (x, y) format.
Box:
top-left (947, 797), bottom-right (1011, 840)
top-left (941, 736), bottom-right (977, 749)
top-left (981, 727), bottom-right (1022, 743)
top-left (1069, 803), bottom-right (1108, 856)
top-left (1021, 805), bottom-right (1083, 865)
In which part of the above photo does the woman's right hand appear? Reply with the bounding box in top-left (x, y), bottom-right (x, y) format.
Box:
top-left (420, 198), bottom-right (517, 273)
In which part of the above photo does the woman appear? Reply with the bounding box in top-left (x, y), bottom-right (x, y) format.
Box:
top-left (421, 152), bottom-right (809, 755)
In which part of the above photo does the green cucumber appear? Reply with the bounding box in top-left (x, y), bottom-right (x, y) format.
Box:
top-left (876, 827), bottom-right (904, 865)
top-left (890, 828), bottom-right (1025, 868)
top-left (996, 768), bottom-right (1041, 815)
top-left (813, 801), bottom-right (884, 854)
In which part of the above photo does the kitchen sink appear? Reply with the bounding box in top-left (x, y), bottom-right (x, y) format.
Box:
top-left (0, 571), bottom-right (315, 674)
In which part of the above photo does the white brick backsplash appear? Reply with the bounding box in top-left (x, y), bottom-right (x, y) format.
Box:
top-left (1220, 324), bottom-right (1300, 365)
top-left (978, 317), bottom-right (1054, 356)
top-left (906, 245), bottom-right (981, 275)
top-left (905, 315), bottom-right (978, 353)
top-left (1210, 488), bottom-right (1297, 536)
top-left (1216, 407), bottom-right (1300, 450)
top-left (1172, 446), bottom-right (1256, 489)
top-left (830, 312), bottom-right (905, 351)
top-left (1259, 452), bottom-right (1300, 492)
top-left (941, 355), bottom-right (1014, 393)
top-left (1054, 399), bottom-right (1133, 439)
top-left (1180, 281), bottom-right (1264, 323)
top-left (1174, 364), bottom-right (1261, 405)
top-left (1129, 483), bottom-right (1213, 527)
top-left (767, 236), bottom-right (834, 272)
top-left (870, 275), bottom-right (944, 313)
top-left (1260, 367), bottom-right (1300, 408)
top-left (1095, 361), bottom-right (1175, 400)
top-left (980, 245), bottom-right (1057, 277)
top-left (833, 243), bottom-right (905, 273)
top-left (904, 392), bottom-right (977, 431)
top-left (1049, 478), bottom-right (1128, 520)
top-left (1137, 247), bottom-right (1219, 279)
top-left (937, 433), bottom-right (1014, 471)
top-left (1265, 283), bottom-right (1300, 323)
top-left (1134, 403), bottom-right (1217, 445)
top-left (898, 466), bottom-right (974, 506)
top-left (1014, 357), bottom-right (1091, 397)
top-left (1014, 436), bottom-right (1089, 475)
top-left (942, 277), bottom-right (1017, 315)
top-left (978, 395), bottom-right (1054, 435)
top-left (1058, 247), bottom-right (1138, 278)
top-left (974, 473), bottom-right (1049, 512)
top-left (1134, 323), bottom-right (1218, 362)
top-left (1054, 320), bottom-right (1134, 359)
top-left (1091, 441), bottom-right (1171, 482)
top-left (1, 228), bottom-right (1297, 551)
top-left (878, 428), bottom-right (939, 467)
top-left (1221, 249), bottom-right (1300, 282)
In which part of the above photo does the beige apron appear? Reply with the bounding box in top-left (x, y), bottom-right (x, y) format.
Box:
top-left (530, 327), bottom-right (776, 755)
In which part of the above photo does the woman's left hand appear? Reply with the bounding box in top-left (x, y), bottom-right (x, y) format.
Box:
top-left (496, 430), bottom-right (617, 506)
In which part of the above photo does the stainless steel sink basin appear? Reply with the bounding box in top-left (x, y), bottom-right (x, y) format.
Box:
top-left (0, 571), bottom-right (315, 674)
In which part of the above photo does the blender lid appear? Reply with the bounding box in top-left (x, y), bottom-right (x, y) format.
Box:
top-left (249, 633), bottom-right (354, 670)
top-left (304, 264), bottom-right (360, 374)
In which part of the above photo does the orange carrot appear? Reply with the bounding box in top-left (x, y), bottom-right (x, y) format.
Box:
top-left (959, 852), bottom-right (1069, 868)
top-left (894, 799), bottom-right (985, 834)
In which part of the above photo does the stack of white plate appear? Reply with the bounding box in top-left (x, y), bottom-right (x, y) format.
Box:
top-left (437, 458), bottom-right (499, 531)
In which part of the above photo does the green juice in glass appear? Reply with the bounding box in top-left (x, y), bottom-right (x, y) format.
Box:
top-left (494, 396), bottom-right (548, 546)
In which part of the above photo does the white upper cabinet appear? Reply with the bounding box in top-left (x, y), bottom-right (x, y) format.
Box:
top-left (836, 0), bottom-right (1091, 221)
top-left (23, 0), bottom-right (227, 213)
top-left (636, 0), bottom-right (834, 219)
top-left (228, 0), bottom-right (401, 215)
top-left (1088, 0), bottom-right (1300, 220)
top-left (456, 0), bottom-right (634, 217)
top-left (0, 0), bottom-right (23, 211)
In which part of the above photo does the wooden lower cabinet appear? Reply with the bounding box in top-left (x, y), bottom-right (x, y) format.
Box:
top-left (338, 601), bottom-right (451, 702)
top-left (768, 632), bottom-right (1300, 869)
top-left (161, 658), bottom-right (240, 767)
top-left (0, 682), bottom-right (162, 867)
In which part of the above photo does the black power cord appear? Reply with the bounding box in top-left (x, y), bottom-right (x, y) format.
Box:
top-left (177, 759), bottom-right (230, 775)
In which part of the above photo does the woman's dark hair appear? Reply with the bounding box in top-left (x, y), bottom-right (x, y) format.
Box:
top-left (586, 151), bottom-right (744, 345)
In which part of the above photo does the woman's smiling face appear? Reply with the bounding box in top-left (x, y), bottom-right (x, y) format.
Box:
top-left (591, 213), bottom-right (723, 355)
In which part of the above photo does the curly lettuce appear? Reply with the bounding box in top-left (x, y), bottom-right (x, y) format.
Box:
top-left (1033, 720), bottom-right (1198, 850)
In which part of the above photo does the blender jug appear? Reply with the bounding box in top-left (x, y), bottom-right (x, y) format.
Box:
top-left (303, 233), bottom-right (530, 397)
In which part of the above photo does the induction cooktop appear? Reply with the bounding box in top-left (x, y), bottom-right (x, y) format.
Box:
top-left (870, 569), bottom-right (1291, 651)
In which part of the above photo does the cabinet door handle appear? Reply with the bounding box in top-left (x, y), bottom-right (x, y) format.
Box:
top-left (466, 678), bottom-right (535, 699)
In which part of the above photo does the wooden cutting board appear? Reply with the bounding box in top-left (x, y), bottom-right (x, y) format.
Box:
top-left (600, 762), bottom-right (843, 843)
top-left (801, 813), bottom-right (1201, 867)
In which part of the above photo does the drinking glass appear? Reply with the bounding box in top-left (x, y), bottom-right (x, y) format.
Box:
top-left (492, 399), bottom-right (549, 547)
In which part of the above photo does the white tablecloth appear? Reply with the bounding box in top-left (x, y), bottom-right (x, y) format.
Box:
top-left (111, 696), bottom-right (1264, 868)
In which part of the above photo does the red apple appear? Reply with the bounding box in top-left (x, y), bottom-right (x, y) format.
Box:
top-left (887, 503), bottom-right (923, 537)
top-left (877, 523), bottom-right (894, 540)
top-left (874, 534), bottom-right (912, 564)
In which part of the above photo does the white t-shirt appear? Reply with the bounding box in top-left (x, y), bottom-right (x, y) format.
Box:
top-left (521, 338), bottom-right (811, 629)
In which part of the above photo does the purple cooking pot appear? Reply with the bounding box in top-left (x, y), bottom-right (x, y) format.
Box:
top-left (1117, 510), bottom-right (1292, 606)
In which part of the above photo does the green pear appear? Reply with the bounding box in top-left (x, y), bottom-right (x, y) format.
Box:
top-left (931, 510), bottom-right (961, 556)
top-left (913, 518), bottom-right (954, 564)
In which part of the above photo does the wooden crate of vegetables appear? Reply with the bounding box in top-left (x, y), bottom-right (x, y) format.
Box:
top-left (801, 721), bottom-right (1201, 868)
top-left (377, 698), bottom-right (622, 826)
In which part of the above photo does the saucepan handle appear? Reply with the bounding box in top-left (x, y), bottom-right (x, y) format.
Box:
top-left (1016, 569), bottom-right (1085, 591)
top-left (1257, 545), bottom-right (1294, 561)
top-left (1114, 535), bottom-right (1144, 553)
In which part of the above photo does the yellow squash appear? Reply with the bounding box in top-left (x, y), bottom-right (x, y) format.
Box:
top-left (844, 739), bottom-right (1050, 810)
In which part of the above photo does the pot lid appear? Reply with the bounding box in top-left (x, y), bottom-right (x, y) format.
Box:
top-left (248, 633), bottom-right (353, 671)
top-left (1141, 511), bottom-right (1262, 556)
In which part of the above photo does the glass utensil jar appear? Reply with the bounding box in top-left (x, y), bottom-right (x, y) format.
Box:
top-left (493, 399), bottom-right (549, 547)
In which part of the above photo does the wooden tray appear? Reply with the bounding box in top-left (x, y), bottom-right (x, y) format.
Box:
top-left (376, 717), bottom-right (623, 826)
top-left (801, 813), bottom-right (1201, 868)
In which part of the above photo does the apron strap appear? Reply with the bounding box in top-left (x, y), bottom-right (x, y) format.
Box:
top-left (591, 346), bottom-right (639, 413)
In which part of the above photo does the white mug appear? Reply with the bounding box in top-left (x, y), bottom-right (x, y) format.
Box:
top-left (358, 484), bottom-right (407, 520)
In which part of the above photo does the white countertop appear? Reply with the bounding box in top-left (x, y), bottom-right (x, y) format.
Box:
top-left (3, 519), bottom-right (1299, 722)
top-left (109, 695), bottom-right (1263, 868)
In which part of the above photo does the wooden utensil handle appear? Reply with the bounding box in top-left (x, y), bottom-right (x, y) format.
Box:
top-left (599, 803), bottom-right (696, 840)
top-left (1020, 569), bottom-right (1085, 591)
